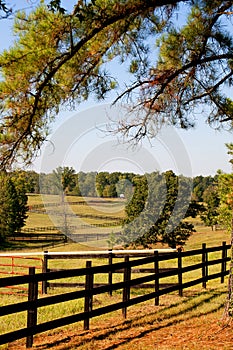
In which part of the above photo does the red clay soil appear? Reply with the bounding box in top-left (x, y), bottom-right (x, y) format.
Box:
top-left (8, 295), bottom-right (233, 350)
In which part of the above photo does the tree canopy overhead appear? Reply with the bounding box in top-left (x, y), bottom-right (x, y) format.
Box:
top-left (0, 0), bottom-right (232, 169)
top-left (0, 0), bottom-right (12, 18)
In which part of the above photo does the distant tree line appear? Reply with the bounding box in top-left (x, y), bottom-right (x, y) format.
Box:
top-left (8, 168), bottom-right (220, 200)
top-left (0, 167), bottom-right (232, 250)
top-left (21, 170), bottom-right (136, 199)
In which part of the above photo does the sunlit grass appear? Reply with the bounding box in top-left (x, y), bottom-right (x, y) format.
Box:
top-left (25, 212), bottom-right (56, 228)
top-left (0, 237), bottom-right (230, 348)
top-left (25, 195), bottom-right (125, 236)
top-left (1, 194), bottom-right (231, 348)
top-left (0, 284), bottom-right (228, 349)
top-left (186, 227), bottom-right (230, 249)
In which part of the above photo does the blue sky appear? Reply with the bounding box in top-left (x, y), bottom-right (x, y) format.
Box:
top-left (0, 1), bottom-right (232, 176)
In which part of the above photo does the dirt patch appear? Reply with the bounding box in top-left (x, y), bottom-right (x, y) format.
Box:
top-left (9, 311), bottom-right (233, 350)
top-left (8, 292), bottom-right (233, 350)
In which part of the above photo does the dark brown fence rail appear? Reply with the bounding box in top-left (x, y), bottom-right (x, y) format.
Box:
top-left (10, 232), bottom-right (122, 244)
top-left (0, 242), bottom-right (231, 349)
top-left (29, 199), bottom-right (123, 210)
top-left (42, 248), bottom-right (176, 293)
top-left (9, 232), bottom-right (66, 242)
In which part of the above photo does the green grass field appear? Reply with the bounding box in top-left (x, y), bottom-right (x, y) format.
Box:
top-left (23, 194), bottom-right (230, 250)
top-left (4, 193), bottom-right (232, 252)
top-left (0, 245), bottom-right (230, 349)
top-left (0, 194), bottom-right (231, 348)
top-left (26, 195), bottom-right (125, 238)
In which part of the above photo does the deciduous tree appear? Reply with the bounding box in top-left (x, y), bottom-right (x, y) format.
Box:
top-left (200, 184), bottom-right (220, 230)
top-left (119, 171), bottom-right (195, 248)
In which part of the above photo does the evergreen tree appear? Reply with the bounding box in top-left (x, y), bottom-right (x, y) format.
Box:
top-left (0, 173), bottom-right (28, 243)
top-left (0, 1), bottom-right (232, 169)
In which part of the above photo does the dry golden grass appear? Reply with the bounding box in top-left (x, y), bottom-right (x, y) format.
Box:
top-left (6, 286), bottom-right (233, 350)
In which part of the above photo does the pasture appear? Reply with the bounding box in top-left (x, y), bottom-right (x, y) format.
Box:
top-left (0, 194), bottom-right (232, 349)
top-left (13, 193), bottom-right (231, 251)
top-left (23, 194), bottom-right (125, 248)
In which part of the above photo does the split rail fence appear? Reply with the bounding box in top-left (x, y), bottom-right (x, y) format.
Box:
top-left (0, 242), bottom-right (231, 349)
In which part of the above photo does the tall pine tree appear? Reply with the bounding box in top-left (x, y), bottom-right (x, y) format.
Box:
top-left (0, 173), bottom-right (28, 243)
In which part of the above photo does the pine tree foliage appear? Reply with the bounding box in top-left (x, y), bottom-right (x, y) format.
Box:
top-left (0, 0), bottom-right (11, 18)
top-left (0, 173), bottom-right (28, 242)
top-left (0, 0), bottom-right (232, 169)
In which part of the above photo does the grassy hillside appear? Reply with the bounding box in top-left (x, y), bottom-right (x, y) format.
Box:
top-left (26, 194), bottom-right (125, 228)
top-left (3, 193), bottom-right (229, 251)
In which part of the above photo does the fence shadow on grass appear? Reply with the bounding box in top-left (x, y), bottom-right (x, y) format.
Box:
top-left (28, 288), bottom-right (227, 350)
top-left (3, 243), bottom-right (230, 349)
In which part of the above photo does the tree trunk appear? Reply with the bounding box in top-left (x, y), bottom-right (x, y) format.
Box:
top-left (229, 213), bottom-right (233, 316)
top-left (225, 211), bottom-right (233, 318)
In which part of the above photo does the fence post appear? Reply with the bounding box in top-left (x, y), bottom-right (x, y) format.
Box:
top-left (11, 257), bottom-right (14, 275)
top-left (26, 267), bottom-right (38, 349)
top-left (84, 261), bottom-right (93, 331)
top-left (42, 251), bottom-right (48, 294)
top-left (108, 250), bottom-right (113, 296)
top-left (177, 248), bottom-right (183, 297)
top-left (221, 241), bottom-right (227, 283)
top-left (122, 256), bottom-right (131, 319)
top-left (154, 250), bottom-right (159, 306)
top-left (202, 243), bottom-right (208, 288)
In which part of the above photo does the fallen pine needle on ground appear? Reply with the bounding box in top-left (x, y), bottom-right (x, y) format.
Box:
top-left (7, 288), bottom-right (233, 350)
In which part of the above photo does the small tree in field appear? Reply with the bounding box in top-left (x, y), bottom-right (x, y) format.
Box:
top-left (201, 185), bottom-right (220, 231)
top-left (51, 166), bottom-right (76, 238)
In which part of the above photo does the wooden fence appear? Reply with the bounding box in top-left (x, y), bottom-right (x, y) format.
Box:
top-left (10, 231), bottom-right (123, 245)
top-left (41, 248), bottom-right (176, 294)
top-left (10, 232), bottom-right (66, 242)
top-left (0, 242), bottom-right (231, 348)
top-left (29, 199), bottom-right (121, 210)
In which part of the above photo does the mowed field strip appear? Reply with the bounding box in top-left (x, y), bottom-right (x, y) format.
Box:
top-left (26, 194), bottom-right (125, 229)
